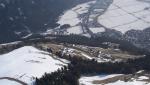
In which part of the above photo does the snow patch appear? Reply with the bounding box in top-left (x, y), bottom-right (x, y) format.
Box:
top-left (58, 10), bottom-right (80, 26)
top-left (138, 76), bottom-right (149, 80)
top-left (89, 27), bottom-right (105, 33)
top-left (81, 53), bottom-right (93, 60)
top-left (0, 3), bottom-right (5, 8)
top-left (67, 26), bottom-right (83, 34)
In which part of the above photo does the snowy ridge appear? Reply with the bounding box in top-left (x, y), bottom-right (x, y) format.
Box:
top-left (0, 46), bottom-right (68, 85)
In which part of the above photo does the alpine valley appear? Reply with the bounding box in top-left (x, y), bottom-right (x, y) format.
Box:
top-left (1, 0), bottom-right (150, 85)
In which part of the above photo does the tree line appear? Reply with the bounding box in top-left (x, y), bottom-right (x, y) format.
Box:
top-left (35, 52), bottom-right (150, 85)
top-left (52, 34), bottom-right (147, 55)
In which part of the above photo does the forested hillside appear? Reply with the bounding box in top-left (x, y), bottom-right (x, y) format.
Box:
top-left (36, 53), bottom-right (150, 85)
top-left (0, 0), bottom-right (90, 43)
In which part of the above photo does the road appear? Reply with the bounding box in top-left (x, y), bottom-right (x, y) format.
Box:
top-left (0, 77), bottom-right (28, 85)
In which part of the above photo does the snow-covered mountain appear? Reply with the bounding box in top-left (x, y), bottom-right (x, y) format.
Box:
top-left (0, 46), bottom-right (68, 85)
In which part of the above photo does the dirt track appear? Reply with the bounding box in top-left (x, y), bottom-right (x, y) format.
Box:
top-left (0, 77), bottom-right (28, 85)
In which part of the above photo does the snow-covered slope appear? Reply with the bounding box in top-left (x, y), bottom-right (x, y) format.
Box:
top-left (0, 46), bottom-right (67, 85)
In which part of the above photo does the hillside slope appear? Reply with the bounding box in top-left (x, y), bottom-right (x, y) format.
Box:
top-left (0, 46), bottom-right (68, 85)
top-left (0, 0), bottom-right (90, 43)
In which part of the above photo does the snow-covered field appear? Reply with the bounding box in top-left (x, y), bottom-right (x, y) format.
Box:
top-left (79, 74), bottom-right (150, 85)
top-left (58, 1), bottom-right (95, 26)
top-left (55, 0), bottom-right (150, 35)
top-left (89, 27), bottom-right (105, 34)
top-left (79, 74), bottom-right (122, 85)
top-left (98, 0), bottom-right (150, 33)
top-left (0, 46), bottom-right (68, 85)
top-left (106, 80), bottom-right (150, 85)
top-left (58, 10), bottom-right (80, 26)
top-left (67, 26), bottom-right (83, 34)
top-left (56, 1), bottom-right (96, 35)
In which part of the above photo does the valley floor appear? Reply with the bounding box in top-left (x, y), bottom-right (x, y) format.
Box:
top-left (49, 0), bottom-right (150, 36)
